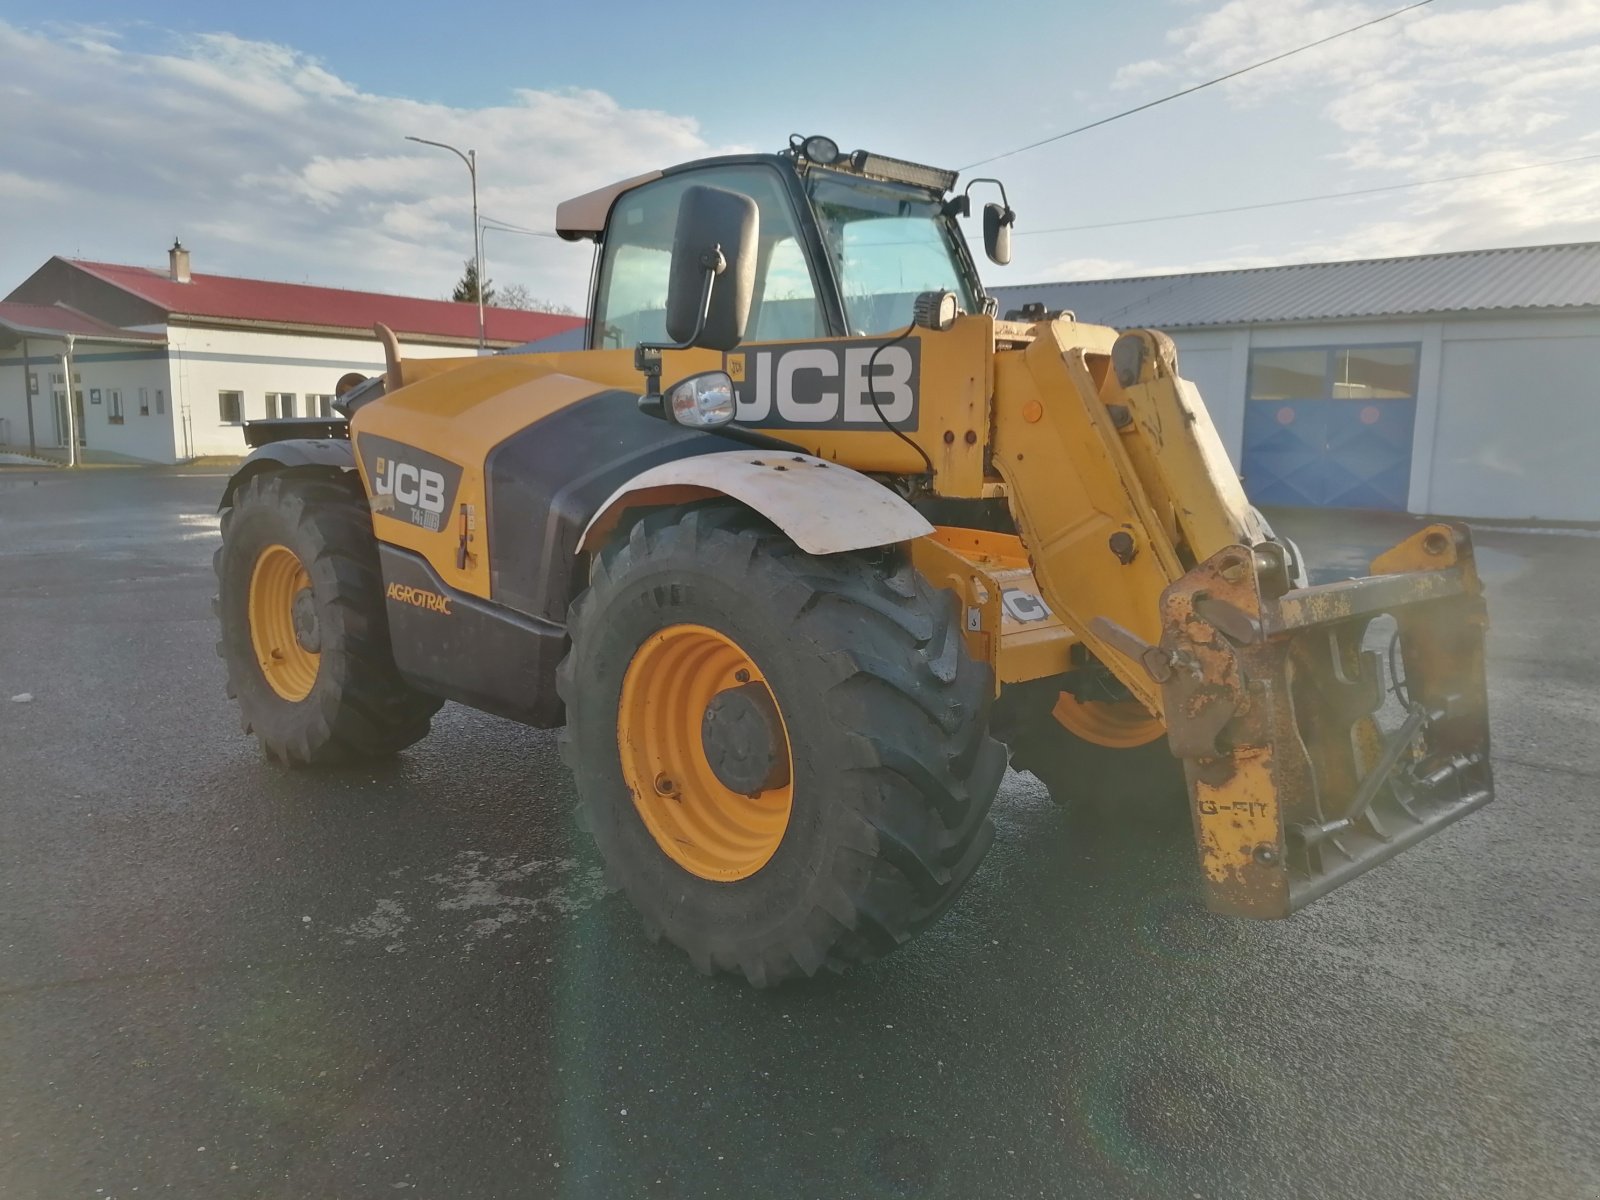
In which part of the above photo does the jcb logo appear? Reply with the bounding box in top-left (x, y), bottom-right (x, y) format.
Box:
top-left (1001, 587), bottom-right (1051, 624)
top-left (358, 434), bottom-right (463, 534)
top-left (728, 338), bottom-right (919, 431)
top-left (373, 457), bottom-right (447, 515)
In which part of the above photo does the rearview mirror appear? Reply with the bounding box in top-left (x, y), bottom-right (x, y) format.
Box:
top-left (983, 202), bottom-right (1014, 267)
top-left (665, 185), bottom-right (759, 351)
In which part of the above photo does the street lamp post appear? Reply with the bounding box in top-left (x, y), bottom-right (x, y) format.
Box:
top-left (406, 134), bottom-right (485, 351)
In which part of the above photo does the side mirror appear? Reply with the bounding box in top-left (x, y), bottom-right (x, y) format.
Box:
top-left (665, 184), bottom-right (759, 351)
top-left (983, 202), bottom-right (1014, 267)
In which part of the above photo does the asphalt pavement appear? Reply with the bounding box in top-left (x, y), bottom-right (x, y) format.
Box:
top-left (1, 467), bottom-right (1597, 1200)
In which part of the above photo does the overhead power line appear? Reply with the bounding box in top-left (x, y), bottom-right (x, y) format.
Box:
top-left (1013, 151), bottom-right (1600, 235)
top-left (960, 0), bottom-right (1436, 171)
top-left (480, 214), bottom-right (558, 239)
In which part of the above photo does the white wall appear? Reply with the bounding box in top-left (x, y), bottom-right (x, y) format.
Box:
top-left (0, 342), bottom-right (175, 461)
top-left (166, 325), bottom-right (475, 458)
top-left (3, 326), bottom-right (481, 462)
top-left (1168, 313), bottom-right (1600, 519)
top-left (0, 347), bottom-right (58, 453)
top-left (1165, 330), bottom-right (1247, 463)
top-left (1425, 313), bottom-right (1600, 521)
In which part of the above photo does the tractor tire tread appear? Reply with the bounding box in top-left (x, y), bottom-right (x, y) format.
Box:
top-left (557, 504), bottom-right (1001, 987)
top-left (215, 471), bottom-right (441, 767)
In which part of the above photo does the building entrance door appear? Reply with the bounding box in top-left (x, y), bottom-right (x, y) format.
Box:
top-left (1240, 344), bottom-right (1419, 511)
top-left (52, 386), bottom-right (86, 448)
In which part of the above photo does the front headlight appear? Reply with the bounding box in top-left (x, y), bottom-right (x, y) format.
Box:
top-left (666, 371), bottom-right (737, 428)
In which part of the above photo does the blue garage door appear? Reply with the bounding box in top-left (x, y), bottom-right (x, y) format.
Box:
top-left (1241, 344), bottom-right (1419, 511)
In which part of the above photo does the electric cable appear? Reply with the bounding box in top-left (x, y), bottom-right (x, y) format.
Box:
top-left (1013, 151), bottom-right (1600, 236)
top-left (960, 0), bottom-right (1436, 170)
top-left (866, 320), bottom-right (935, 480)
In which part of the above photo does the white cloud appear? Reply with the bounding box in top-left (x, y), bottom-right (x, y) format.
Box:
top-left (1103, 0), bottom-right (1600, 265)
top-left (0, 171), bottom-right (67, 202)
top-left (1033, 255), bottom-right (1153, 281)
top-left (0, 20), bottom-right (728, 306)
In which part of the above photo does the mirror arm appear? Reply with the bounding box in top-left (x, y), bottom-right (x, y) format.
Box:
top-left (964, 176), bottom-right (1011, 212)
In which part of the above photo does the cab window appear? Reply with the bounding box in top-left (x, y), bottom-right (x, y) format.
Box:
top-left (593, 165), bottom-right (826, 349)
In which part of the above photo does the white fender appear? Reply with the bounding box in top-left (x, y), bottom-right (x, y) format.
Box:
top-left (578, 450), bottom-right (933, 556)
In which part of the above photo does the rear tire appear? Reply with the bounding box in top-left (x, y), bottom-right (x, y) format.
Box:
top-left (558, 507), bottom-right (1005, 987)
top-left (215, 471), bottom-right (442, 766)
top-left (995, 678), bottom-right (1186, 825)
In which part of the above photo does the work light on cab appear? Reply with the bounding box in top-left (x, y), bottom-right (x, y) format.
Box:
top-left (667, 371), bottom-right (737, 428)
top-left (800, 134), bottom-right (840, 165)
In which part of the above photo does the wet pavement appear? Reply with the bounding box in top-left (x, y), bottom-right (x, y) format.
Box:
top-left (1, 468), bottom-right (1597, 1200)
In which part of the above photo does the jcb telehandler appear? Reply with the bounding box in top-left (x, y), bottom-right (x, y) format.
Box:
top-left (215, 135), bottom-right (1492, 985)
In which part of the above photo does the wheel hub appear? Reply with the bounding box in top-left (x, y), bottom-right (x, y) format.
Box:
top-left (616, 623), bottom-right (795, 882)
top-left (246, 543), bottom-right (321, 702)
top-left (702, 682), bottom-right (791, 796)
top-left (291, 587), bottom-right (321, 653)
top-left (1052, 690), bottom-right (1165, 749)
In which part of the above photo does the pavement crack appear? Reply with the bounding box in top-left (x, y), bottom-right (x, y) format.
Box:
top-left (1493, 753), bottom-right (1600, 781)
top-left (0, 950), bottom-right (406, 1000)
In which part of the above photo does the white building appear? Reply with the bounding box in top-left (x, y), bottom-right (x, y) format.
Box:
top-left (0, 242), bottom-right (584, 463)
top-left (992, 242), bottom-right (1600, 521)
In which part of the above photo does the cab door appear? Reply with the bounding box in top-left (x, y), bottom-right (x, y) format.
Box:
top-left (589, 163), bottom-right (833, 353)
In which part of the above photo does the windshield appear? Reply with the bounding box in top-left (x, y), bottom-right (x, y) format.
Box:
top-left (805, 171), bottom-right (982, 335)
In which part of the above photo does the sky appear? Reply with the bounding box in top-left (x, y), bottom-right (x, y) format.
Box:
top-left (3, 0), bottom-right (1600, 310)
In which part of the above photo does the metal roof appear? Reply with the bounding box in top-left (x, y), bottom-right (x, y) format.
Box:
top-left (35, 259), bottom-right (585, 346)
top-left (988, 241), bottom-right (1600, 330)
top-left (0, 301), bottom-right (167, 345)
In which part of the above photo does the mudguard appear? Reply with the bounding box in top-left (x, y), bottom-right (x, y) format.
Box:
top-left (219, 437), bottom-right (355, 509)
top-left (579, 450), bottom-right (934, 556)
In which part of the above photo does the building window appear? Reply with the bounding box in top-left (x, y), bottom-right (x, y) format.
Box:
top-left (138, 387), bottom-right (150, 416)
top-left (108, 389), bottom-right (124, 424)
top-left (1248, 344), bottom-right (1419, 402)
top-left (1248, 349), bottom-right (1327, 401)
top-left (219, 391), bottom-right (244, 424)
top-left (309, 394), bottom-right (336, 418)
top-left (1332, 347), bottom-right (1418, 400)
top-left (156, 389), bottom-right (166, 416)
top-left (266, 392), bottom-right (297, 419)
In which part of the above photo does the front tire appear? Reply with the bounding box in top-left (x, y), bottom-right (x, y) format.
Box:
top-left (215, 471), bottom-right (442, 766)
top-left (558, 508), bottom-right (1005, 987)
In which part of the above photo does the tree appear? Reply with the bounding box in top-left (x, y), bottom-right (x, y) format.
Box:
top-left (496, 282), bottom-right (532, 310)
top-left (495, 282), bottom-right (577, 315)
top-left (451, 258), bottom-right (495, 306)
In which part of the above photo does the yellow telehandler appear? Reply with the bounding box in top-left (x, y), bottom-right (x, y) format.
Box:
top-left (215, 135), bottom-right (1492, 984)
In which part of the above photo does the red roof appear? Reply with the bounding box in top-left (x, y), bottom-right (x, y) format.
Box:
top-left (0, 301), bottom-right (166, 343)
top-left (66, 259), bottom-right (585, 346)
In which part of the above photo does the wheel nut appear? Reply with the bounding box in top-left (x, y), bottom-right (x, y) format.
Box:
top-left (654, 774), bottom-right (675, 795)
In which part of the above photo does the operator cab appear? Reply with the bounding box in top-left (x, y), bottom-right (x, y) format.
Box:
top-left (554, 136), bottom-right (1011, 351)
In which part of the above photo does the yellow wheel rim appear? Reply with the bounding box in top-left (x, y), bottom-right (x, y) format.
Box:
top-left (1052, 691), bottom-right (1165, 750)
top-left (617, 624), bottom-right (794, 882)
top-left (247, 543), bottom-right (320, 702)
